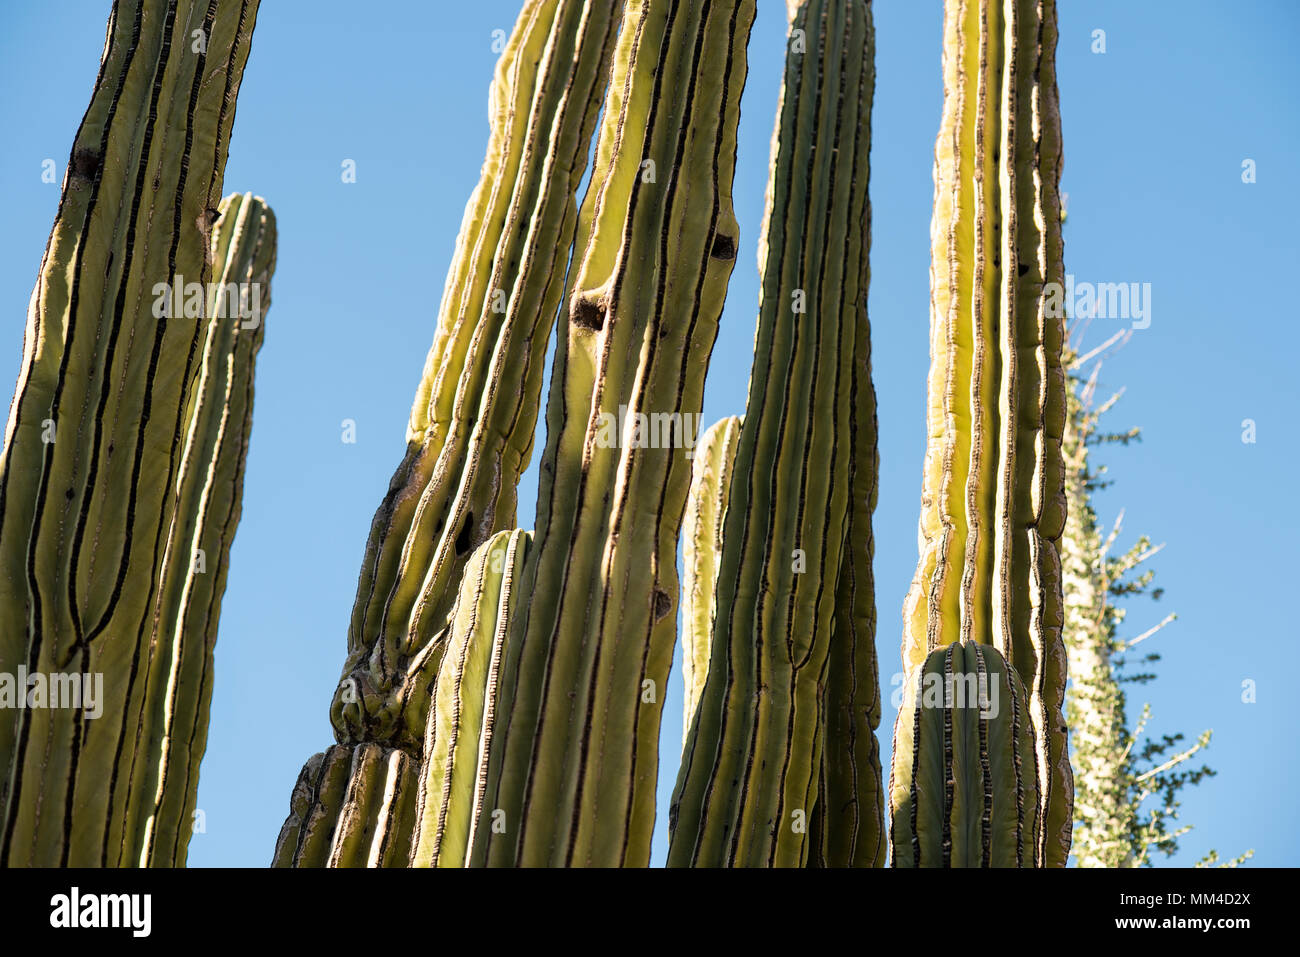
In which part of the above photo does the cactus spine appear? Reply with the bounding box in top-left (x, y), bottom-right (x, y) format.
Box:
top-left (474, 0), bottom-right (756, 868)
top-left (0, 0), bottom-right (265, 867)
top-left (896, 0), bottom-right (1072, 866)
top-left (669, 0), bottom-right (878, 868)
top-left (888, 640), bottom-right (1040, 867)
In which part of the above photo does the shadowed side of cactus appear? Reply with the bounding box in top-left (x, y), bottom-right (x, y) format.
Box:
top-left (409, 530), bottom-right (530, 867)
top-left (0, 0), bottom-right (264, 867)
top-left (810, 146), bottom-right (883, 868)
top-left (668, 0), bottom-right (876, 868)
top-left (328, 0), bottom-right (624, 752)
top-left (474, 0), bottom-right (756, 868)
top-left (896, 0), bottom-right (1071, 866)
top-left (889, 640), bottom-right (1039, 867)
top-left (680, 416), bottom-right (740, 744)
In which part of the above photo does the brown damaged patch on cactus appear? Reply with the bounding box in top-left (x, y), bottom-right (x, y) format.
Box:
top-left (454, 510), bottom-right (476, 556)
top-left (69, 146), bottom-right (101, 185)
top-left (653, 588), bottom-right (672, 621)
top-left (710, 232), bottom-right (736, 260)
top-left (571, 295), bottom-right (607, 332)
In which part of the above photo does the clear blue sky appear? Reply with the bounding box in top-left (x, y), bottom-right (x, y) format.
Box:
top-left (1, 1), bottom-right (1295, 868)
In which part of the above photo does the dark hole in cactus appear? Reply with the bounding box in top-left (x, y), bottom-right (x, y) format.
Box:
top-left (572, 297), bottom-right (606, 332)
top-left (710, 233), bottom-right (736, 260)
top-left (653, 588), bottom-right (672, 621)
top-left (454, 510), bottom-right (475, 556)
top-left (1018, 262), bottom-right (1030, 276)
top-left (71, 147), bottom-right (101, 182)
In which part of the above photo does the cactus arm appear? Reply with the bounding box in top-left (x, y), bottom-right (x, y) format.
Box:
top-left (680, 416), bottom-right (741, 744)
top-left (475, 0), bottom-right (755, 868)
top-left (667, 0), bottom-right (874, 868)
top-left (895, 0), bottom-right (1071, 866)
top-left (0, 0), bottom-right (262, 867)
top-left (888, 641), bottom-right (1038, 867)
top-left (330, 0), bottom-right (623, 751)
top-left (117, 192), bottom-right (276, 866)
top-left (409, 530), bottom-right (529, 868)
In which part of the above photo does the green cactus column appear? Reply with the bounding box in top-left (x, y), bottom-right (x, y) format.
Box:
top-left (473, 0), bottom-right (755, 868)
top-left (668, 0), bottom-right (876, 868)
top-left (328, 0), bottom-right (623, 752)
top-left (0, 0), bottom-right (265, 867)
top-left (897, 0), bottom-right (1071, 866)
top-left (889, 640), bottom-right (1040, 867)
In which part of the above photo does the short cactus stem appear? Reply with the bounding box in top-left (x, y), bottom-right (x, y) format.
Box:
top-left (410, 530), bottom-right (530, 868)
top-left (888, 640), bottom-right (1040, 868)
top-left (680, 416), bottom-right (741, 746)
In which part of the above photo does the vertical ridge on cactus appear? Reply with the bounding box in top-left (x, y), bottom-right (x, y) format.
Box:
top-left (896, 0), bottom-right (1071, 866)
top-left (668, 0), bottom-right (877, 868)
top-left (473, 0), bottom-right (756, 868)
top-left (680, 416), bottom-right (741, 746)
top-left (0, 0), bottom-right (265, 867)
top-left (410, 529), bottom-right (530, 867)
top-left (888, 640), bottom-right (1040, 867)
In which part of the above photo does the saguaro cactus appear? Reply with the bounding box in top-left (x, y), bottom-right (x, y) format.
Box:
top-left (0, 0), bottom-right (265, 867)
top-left (888, 640), bottom-right (1040, 867)
top-left (473, 0), bottom-right (756, 868)
top-left (896, 0), bottom-right (1072, 866)
top-left (668, 0), bottom-right (878, 868)
top-left (275, 0), bottom-right (622, 867)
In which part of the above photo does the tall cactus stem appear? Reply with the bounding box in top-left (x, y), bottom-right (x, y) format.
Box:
top-left (897, 0), bottom-right (1071, 866)
top-left (474, 0), bottom-right (756, 868)
top-left (668, 0), bottom-right (876, 868)
top-left (0, 0), bottom-right (265, 868)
